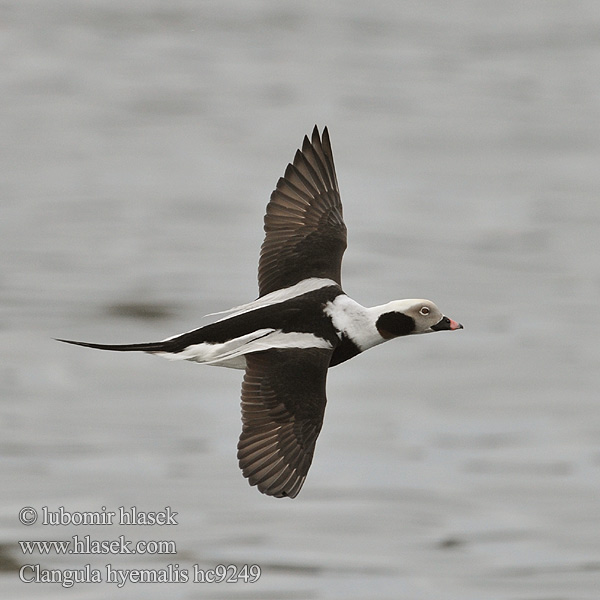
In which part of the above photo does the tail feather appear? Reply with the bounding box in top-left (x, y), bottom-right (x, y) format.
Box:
top-left (55, 339), bottom-right (167, 353)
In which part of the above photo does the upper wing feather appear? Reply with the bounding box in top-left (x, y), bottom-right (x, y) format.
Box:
top-left (258, 126), bottom-right (347, 297)
top-left (237, 348), bottom-right (331, 498)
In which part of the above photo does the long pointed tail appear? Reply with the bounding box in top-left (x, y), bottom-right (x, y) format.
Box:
top-left (55, 339), bottom-right (167, 353)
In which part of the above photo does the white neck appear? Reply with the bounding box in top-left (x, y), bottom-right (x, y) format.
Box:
top-left (323, 295), bottom-right (389, 351)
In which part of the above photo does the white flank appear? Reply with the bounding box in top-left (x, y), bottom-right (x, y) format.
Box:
top-left (156, 329), bottom-right (332, 370)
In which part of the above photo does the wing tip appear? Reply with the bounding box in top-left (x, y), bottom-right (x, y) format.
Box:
top-left (311, 124), bottom-right (330, 145)
top-left (243, 469), bottom-right (305, 499)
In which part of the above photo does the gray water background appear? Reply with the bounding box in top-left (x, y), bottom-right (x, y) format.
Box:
top-left (1, 1), bottom-right (600, 598)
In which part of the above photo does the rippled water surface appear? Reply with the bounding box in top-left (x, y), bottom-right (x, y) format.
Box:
top-left (2, 1), bottom-right (600, 598)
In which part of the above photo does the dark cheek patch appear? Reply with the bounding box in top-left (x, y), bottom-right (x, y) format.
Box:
top-left (375, 312), bottom-right (415, 338)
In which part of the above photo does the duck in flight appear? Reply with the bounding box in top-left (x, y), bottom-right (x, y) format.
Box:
top-left (59, 127), bottom-right (463, 498)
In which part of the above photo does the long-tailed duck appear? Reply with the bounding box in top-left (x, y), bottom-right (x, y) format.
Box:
top-left (59, 127), bottom-right (462, 498)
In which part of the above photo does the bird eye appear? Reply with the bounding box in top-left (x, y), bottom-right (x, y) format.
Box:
top-left (419, 306), bottom-right (430, 316)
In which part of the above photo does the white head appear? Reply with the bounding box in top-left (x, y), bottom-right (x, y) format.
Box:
top-left (373, 299), bottom-right (463, 339)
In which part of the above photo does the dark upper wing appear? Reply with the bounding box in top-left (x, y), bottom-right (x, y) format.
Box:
top-left (237, 348), bottom-right (332, 498)
top-left (258, 126), bottom-right (347, 297)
